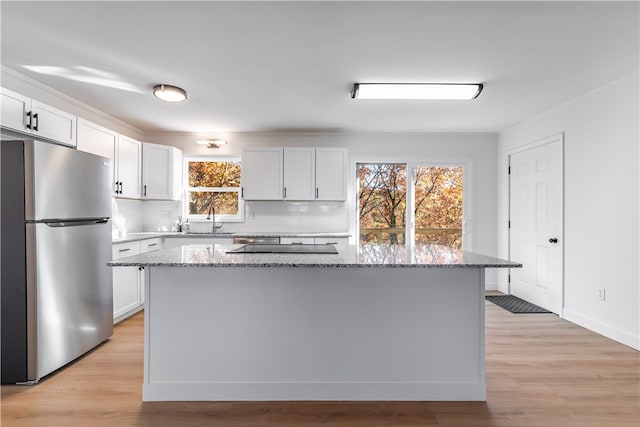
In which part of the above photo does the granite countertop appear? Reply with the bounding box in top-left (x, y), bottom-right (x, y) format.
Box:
top-left (112, 232), bottom-right (351, 244)
top-left (108, 243), bottom-right (521, 269)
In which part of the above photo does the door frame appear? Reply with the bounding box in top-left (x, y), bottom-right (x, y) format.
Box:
top-left (507, 132), bottom-right (564, 316)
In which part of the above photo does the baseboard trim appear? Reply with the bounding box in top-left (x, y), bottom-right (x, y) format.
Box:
top-left (143, 382), bottom-right (486, 402)
top-left (563, 309), bottom-right (639, 350)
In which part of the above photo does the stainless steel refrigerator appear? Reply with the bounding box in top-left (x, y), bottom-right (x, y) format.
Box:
top-left (1, 139), bottom-right (113, 384)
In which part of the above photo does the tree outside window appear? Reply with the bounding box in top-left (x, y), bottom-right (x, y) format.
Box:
top-left (358, 163), bottom-right (463, 248)
top-left (186, 158), bottom-right (243, 221)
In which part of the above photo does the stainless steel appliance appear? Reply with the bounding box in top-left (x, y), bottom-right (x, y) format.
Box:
top-left (1, 140), bottom-right (113, 384)
top-left (233, 236), bottom-right (280, 245)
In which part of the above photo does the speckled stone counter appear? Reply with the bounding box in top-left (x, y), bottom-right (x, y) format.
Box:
top-left (123, 244), bottom-right (518, 402)
top-left (112, 232), bottom-right (351, 245)
top-left (109, 243), bottom-right (518, 268)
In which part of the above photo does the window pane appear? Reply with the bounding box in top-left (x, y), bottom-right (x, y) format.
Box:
top-left (358, 164), bottom-right (407, 245)
top-left (189, 191), bottom-right (239, 215)
top-left (188, 161), bottom-right (241, 188)
top-left (414, 166), bottom-right (463, 248)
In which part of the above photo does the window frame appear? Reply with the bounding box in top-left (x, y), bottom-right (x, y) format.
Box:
top-left (183, 156), bottom-right (245, 223)
top-left (353, 156), bottom-right (471, 250)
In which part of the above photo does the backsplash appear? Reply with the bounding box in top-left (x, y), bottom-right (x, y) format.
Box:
top-left (142, 200), bottom-right (182, 232)
top-left (112, 198), bottom-right (144, 236)
top-left (219, 201), bottom-right (348, 233)
top-left (114, 198), bottom-right (347, 235)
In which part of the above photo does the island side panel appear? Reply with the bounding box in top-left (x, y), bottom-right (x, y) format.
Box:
top-left (143, 266), bottom-right (485, 401)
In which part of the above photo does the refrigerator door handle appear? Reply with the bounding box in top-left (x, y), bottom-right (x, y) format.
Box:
top-left (44, 218), bottom-right (110, 227)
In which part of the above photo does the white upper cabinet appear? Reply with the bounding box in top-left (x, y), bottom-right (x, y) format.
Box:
top-left (142, 142), bottom-right (182, 200)
top-left (242, 147), bottom-right (347, 201)
top-left (241, 148), bottom-right (284, 200)
top-left (77, 118), bottom-right (117, 160)
top-left (77, 119), bottom-right (141, 199)
top-left (315, 148), bottom-right (347, 201)
top-left (116, 135), bottom-right (142, 199)
top-left (283, 148), bottom-right (316, 200)
top-left (1, 88), bottom-right (30, 132)
top-left (1, 87), bottom-right (77, 147)
top-left (77, 118), bottom-right (118, 195)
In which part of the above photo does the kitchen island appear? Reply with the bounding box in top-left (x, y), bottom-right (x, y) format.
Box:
top-left (109, 244), bottom-right (519, 402)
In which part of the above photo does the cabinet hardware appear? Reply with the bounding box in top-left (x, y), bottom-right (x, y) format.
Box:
top-left (316, 187), bottom-right (319, 199)
top-left (144, 185), bottom-right (147, 197)
top-left (241, 187), bottom-right (244, 198)
top-left (548, 237), bottom-right (558, 244)
top-left (148, 243), bottom-right (158, 247)
top-left (25, 111), bottom-right (32, 130)
top-left (33, 113), bottom-right (39, 132)
top-left (118, 248), bottom-right (131, 252)
top-left (284, 187), bottom-right (287, 198)
top-left (119, 182), bottom-right (123, 194)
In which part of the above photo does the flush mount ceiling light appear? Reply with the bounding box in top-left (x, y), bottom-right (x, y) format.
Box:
top-left (197, 139), bottom-right (227, 148)
top-left (351, 83), bottom-right (483, 100)
top-left (153, 84), bottom-right (187, 102)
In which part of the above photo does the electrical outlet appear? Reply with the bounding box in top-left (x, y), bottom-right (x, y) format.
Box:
top-left (160, 210), bottom-right (170, 218)
top-left (597, 288), bottom-right (606, 301)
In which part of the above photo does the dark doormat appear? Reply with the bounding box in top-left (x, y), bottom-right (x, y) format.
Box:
top-left (485, 295), bottom-right (552, 314)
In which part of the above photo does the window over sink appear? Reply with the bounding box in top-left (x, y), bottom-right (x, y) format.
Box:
top-left (184, 157), bottom-right (244, 222)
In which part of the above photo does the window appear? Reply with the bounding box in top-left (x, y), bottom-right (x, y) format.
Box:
top-left (185, 157), bottom-right (243, 222)
top-left (357, 163), bottom-right (464, 248)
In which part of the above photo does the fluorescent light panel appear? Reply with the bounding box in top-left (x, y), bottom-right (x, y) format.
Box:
top-left (352, 83), bottom-right (483, 100)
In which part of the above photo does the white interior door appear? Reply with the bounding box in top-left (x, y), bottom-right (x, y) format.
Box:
top-left (509, 134), bottom-right (563, 314)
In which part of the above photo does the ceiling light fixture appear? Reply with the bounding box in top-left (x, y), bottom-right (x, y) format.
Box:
top-left (153, 84), bottom-right (187, 102)
top-left (351, 83), bottom-right (483, 100)
top-left (197, 139), bottom-right (227, 148)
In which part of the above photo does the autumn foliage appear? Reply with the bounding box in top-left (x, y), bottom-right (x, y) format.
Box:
top-left (358, 164), bottom-right (463, 248)
top-left (188, 161), bottom-right (241, 215)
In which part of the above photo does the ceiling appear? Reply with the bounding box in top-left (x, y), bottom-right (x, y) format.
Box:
top-left (1, 1), bottom-right (638, 134)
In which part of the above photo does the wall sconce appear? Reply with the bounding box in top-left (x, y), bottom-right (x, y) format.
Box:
top-left (197, 139), bottom-right (227, 148)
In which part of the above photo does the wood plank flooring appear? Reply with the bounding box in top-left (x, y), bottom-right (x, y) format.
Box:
top-left (2, 302), bottom-right (638, 426)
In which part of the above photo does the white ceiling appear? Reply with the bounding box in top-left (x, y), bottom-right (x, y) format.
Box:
top-left (1, 1), bottom-right (638, 134)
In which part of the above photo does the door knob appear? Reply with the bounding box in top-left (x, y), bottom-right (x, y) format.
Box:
top-left (549, 237), bottom-right (558, 244)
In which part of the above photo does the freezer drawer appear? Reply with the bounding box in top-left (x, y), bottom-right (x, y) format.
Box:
top-left (26, 220), bottom-right (113, 380)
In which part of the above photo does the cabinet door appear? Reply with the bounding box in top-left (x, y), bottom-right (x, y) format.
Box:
top-left (117, 135), bottom-right (142, 199)
top-left (241, 148), bottom-right (283, 200)
top-left (142, 143), bottom-right (182, 200)
top-left (77, 119), bottom-right (117, 194)
top-left (0, 87), bottom-right (30, 133)
top-left (113, 266), bottom-right (141, 321)
top-left (31, 100), bottom-right (77, 147)
top-left (315, 148), bottom-right (347, 201)
top-left (283, 148), bottom-right (315, 200)
top-left (112, 242), bottom-right (142, 322)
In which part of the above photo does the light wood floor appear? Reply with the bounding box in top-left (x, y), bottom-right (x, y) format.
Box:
top-left (2, 302), bottom-right (638, 427)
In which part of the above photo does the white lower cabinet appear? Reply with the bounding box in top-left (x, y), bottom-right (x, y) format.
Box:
top-left (112, 238), bottom-right (162, 323)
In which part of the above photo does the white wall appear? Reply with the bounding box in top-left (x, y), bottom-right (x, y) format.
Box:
top-left (497, 72), bottom-right (640, 349)
top-left (147, 131), bottom-right (499, 287)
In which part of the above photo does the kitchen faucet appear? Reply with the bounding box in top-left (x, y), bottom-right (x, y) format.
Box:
top-left (206, 203), bottom-right (224, 233)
